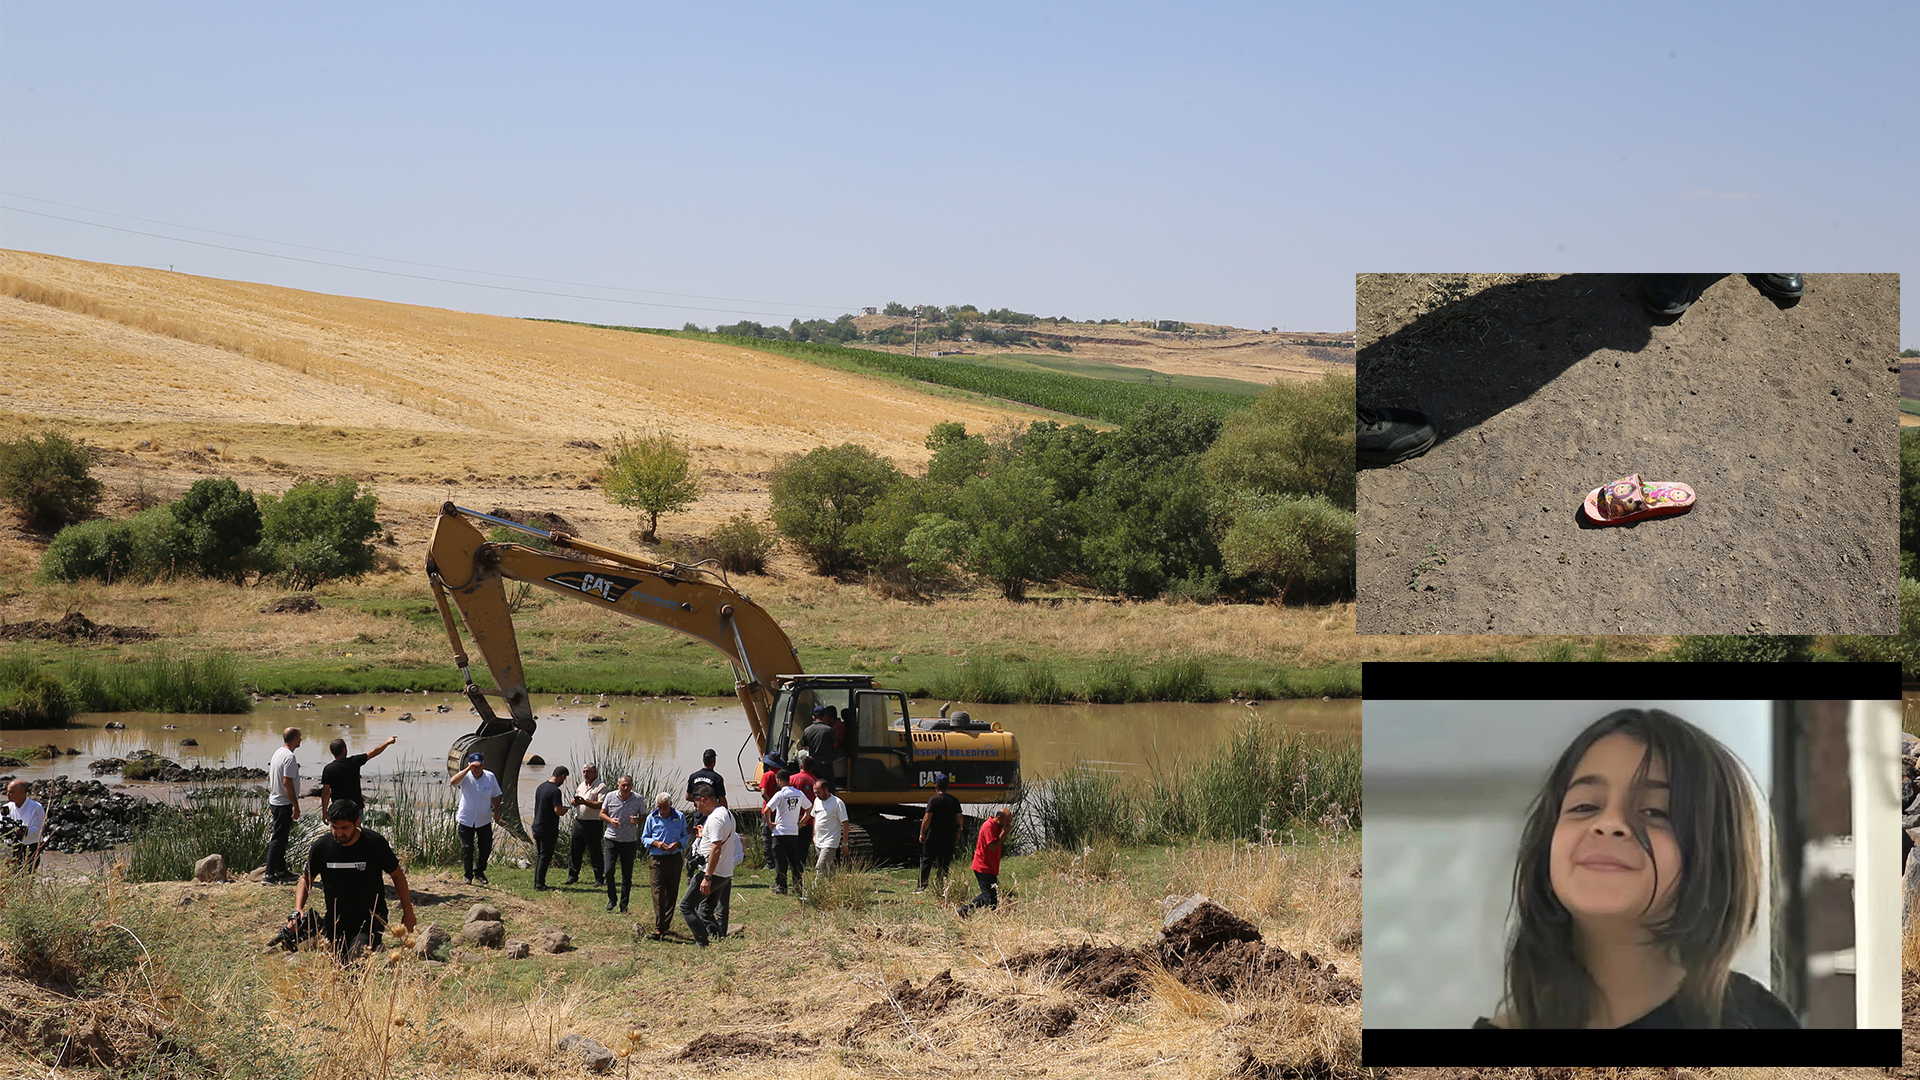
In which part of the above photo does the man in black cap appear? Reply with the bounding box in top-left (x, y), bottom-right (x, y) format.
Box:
top-left (917, 773), bottom-right (964, 896)
top-left (686, 749), bottom-right (727, 806)
top-left (802, 706), bottom-right (838, 783)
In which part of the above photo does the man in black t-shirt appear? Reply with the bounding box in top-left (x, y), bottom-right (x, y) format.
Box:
top-left (319, 735), bottom-right (398, 818)
top-left (530, 766), bottom-right (570, 890)
top-left (291, 799), bottom-right (416, 962)
top-left (802, 707), bottom-right (838, 781)
top-left (917, 773), bottom-right (965, 895)
top-left (686, 749), bottom-right (727, 806)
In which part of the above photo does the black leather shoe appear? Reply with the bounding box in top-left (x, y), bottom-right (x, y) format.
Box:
top-left (1358, 408), bottom-right (1438, 466)
top-left (1641, 274), bottom-right (1693, 316)
top-left (606, 901), bottom-right (617, 911)
top-left (1755, 273), bottom-right (1804, 301)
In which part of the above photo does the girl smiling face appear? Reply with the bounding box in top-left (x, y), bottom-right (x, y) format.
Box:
top-left (1547, 732), bottom-right (1684, 923)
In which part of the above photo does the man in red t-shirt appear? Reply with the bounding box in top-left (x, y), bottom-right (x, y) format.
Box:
top-left (957, 808), bottom-right (1013, 917)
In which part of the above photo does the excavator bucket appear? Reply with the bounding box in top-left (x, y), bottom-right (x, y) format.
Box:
top-left (448, 726), bottom-right (534, 843)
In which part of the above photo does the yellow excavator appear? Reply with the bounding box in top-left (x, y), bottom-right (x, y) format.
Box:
top-left (423, 504), bottom-right (1020, 854)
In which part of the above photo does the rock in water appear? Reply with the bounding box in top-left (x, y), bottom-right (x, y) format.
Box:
top-left (557, 1033), bottom-right (615, 1074)
top-left (194, 854), bottom-right (227, 882)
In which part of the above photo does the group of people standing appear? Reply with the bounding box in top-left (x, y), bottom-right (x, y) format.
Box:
top-left (529, 750), bottom-right (751, 947)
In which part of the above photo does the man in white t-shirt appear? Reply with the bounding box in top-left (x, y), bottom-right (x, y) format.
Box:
top-left (805, 778), bottom-right (849, 879)
top-left (680, 784), bottom-right (735, 947)
top-left (265, 727), bottom-right (303, 884)
top-left (4, 780), bottom-right (47, 871)
top-left (761, 768), bottom-right (813, 897)
top-left (449, 752), bottom-right (502, 885)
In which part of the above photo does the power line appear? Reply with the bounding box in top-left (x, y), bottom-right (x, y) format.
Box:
top-left (0, 199), bottom-right (856, 320)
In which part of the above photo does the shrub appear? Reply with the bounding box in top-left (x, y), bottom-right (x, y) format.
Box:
top-left (0, 429), bottom-right (103, 530)
top-left (1670, 635), bottom-right (1814, 662)
top-left (768, 444), bottom-right (902, 576)
top-left (1203, 373), bottom-right (1356, 511)
top-left (1220, 493), bottom-right (1356, 604)
top-left (257, 476), bottom-right (382, 589)
top-left (707, 513), bottom-right (776, 575)
top-left (0, 669), bottom-right (75, 726)
top-left (39, 506), bottom-right (184, 583)
top-left (170, 477), bottom-right (263, 581)
top-left (602, 429), bottom-right (701, 543)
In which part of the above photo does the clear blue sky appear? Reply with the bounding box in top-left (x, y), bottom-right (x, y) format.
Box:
top-left (2, 2), bottom-right (1913, 344)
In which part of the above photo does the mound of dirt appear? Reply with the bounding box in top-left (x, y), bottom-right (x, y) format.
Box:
top-left (1161, 900), bottom-right (1262, 957)
top-left (0, 611), bottom-right (156, 643)
top-left (841, 969), bottom-right (976, 1041)
top-left (1002, 902), bottom-right (1359, 1007)
top-left (679, 1030), bottom-right (818, 1062)
top-left (1003, 943), bottom-right (1147, 1000)
top-left (0, 977), bottom-right (189, 1070)
top-left (261, 594), bottom-right (319, 614)
top-left (485, 507), bottom-right (580, 536)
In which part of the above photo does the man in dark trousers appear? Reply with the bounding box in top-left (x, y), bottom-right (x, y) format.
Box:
top-left (530, 766), bottom-right (570, 890)
top-left (958, 807), bottom-right (1013, 917)
top-left (565, 763), bottom-right (607, 886)
top-left (917, 773), bottom-right (964, 895)
top-left (320, 734), bottom-right (398, 817)
top-left (288, 799), bottom-right (416, 962)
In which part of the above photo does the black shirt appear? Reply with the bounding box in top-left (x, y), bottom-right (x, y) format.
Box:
top-left (320, 754), bottom-right (371, 808)
top-left (802, 721), bottom-right (837, 763)
top-left (531, 780), bottom-right (566, 835)
top-left (1472, 972), bottom-right (1800, 1029)
top-left (306, 827), bottom-right (399, 926)
top-left (686, 767), bottom-right (726, 801)
top-left (925, 792), bottom-right (963, 843)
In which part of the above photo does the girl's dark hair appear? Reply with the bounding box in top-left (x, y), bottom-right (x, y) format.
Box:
top-left (1501, 708), bottom-right (1763, 1028)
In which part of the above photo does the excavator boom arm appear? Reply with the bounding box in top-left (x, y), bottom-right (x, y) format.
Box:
top-left (425, 505), bottom-right (801, 838)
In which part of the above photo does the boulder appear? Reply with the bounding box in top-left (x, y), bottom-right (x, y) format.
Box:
top-left (525, 754), bottom-right (545, 767)
top-left (1906, 842), bottom-right (1920, 931)
top-left (1161, 893), bottom-right (1211, 928)
top-left (462, 919), bottom-right (505, 948)
top-left (557, 1033), bottom-right (615, 1075)
top-left (504, 940), bottom-right (531, 959)
top-left (542, 930), bottom-right (573, 953)
top-left (414, 924), bottom-right (453, 960)
top-left (466, 903), bottom-right (502, 924)
top-left (1903, 732), bottom-right (1919, 759)
top-left (193, 854), bottom-right (227, 883)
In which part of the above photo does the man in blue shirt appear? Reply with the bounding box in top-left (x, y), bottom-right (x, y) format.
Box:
top-left (641, 792), bottom-right (690, 940)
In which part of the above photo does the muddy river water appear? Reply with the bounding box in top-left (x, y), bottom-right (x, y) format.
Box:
top-left (0, 694), bottom-right (1358, 814)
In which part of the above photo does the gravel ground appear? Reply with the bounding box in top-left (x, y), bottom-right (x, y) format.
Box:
top-left (1356, 273), bottom-right (1898, 635)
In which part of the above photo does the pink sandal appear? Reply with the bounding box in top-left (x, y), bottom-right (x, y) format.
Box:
top-left (1582, 473), bottom-right (1696, 525)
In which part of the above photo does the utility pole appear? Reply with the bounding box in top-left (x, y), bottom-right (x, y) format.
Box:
top-left (912, 307), bottom-right (922, 357)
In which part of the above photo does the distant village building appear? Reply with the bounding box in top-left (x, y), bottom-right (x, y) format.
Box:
top-left (959, 334), bottom-right (973, 343)
top-left (1156, 320), bottom-right (1180, 332)
top-left (861, 307), bottom-right (877, 316)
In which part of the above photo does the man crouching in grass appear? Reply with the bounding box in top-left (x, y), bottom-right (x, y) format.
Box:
top-left (287, 799), bottom-right (417, 962)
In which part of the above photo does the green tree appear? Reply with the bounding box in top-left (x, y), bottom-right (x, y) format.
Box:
top-left (0, 430), bottom-right (103, 531)
top-left (768, 444), bottom-right (903, 576)
top-left (924, 423), bottom-right (994, 489)
top-left (954, 462), bottom-right (1072, 601)
top-left (1203, 373), bottom-right (1356, 511)
top-left (602, 429), bottom-right (702, 543)
top-left (170, 477), bottom-right (263, 581)
top-left (40, 507), bottom-right (182, 583)
top-left (902, 513), bottom-right (970, 578)
top-left (257, 477), bottom-right (383, 590)
top-left (1219, 494), bottom-right (1355, 604)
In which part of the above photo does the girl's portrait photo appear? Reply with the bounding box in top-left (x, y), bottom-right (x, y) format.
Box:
top-left (1361, 699), bottom-right (1900, 1035)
